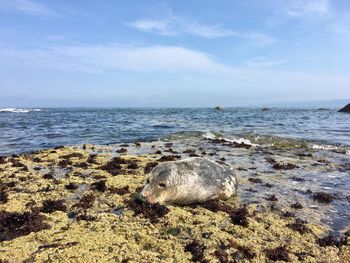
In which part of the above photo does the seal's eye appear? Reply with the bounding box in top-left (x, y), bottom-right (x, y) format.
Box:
top-left (158, 183), bottom-right (166, 188)
top-left (146, 179), bottom-right (150, 184)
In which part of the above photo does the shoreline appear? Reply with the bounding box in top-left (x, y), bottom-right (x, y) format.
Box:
top-left (0, 142), bottom-right (349, 262)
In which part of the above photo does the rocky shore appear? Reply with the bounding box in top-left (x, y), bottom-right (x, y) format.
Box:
top-left (0, 139), bottom-right (349, 262)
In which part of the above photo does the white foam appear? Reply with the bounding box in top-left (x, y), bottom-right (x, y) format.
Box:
top-left (0, 108), bottom-right (41, 113)
top-left (202, 132), bottom-right (258, 147)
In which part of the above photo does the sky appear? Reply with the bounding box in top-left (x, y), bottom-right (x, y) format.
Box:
top-left (0, 0), bottom-right (349, 107)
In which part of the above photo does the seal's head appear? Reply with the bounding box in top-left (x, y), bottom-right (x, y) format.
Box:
top-left (140, 163), bottom-right (177, 204)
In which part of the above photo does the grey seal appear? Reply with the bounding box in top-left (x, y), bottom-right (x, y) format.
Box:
top-left (140, 157), bottom-right (238, 205)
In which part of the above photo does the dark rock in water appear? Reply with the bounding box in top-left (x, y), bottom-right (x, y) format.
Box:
top-left (338, 103), bottom-right (350, 113)
top-left (214, 106), bottom-right (223, 111)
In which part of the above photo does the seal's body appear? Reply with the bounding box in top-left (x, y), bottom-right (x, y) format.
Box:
top-left (141, 157), bottom-right (237, 205)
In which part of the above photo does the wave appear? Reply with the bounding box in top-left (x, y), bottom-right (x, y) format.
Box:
top-left (0, 108), bottom-right (42, 113)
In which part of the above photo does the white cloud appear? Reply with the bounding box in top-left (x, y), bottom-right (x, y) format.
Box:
top-left (0, 0), bottom-right (56, 16)
top-left (284, 0), bottom-right (331, 17)
top-left (245, 57), bottom-right (289, 68)
top-left (126, 17), bottom-right (276, 45)
top-left (0, 44), bottom-right (230, 74)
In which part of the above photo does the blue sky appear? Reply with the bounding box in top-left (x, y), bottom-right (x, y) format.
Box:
top-left (0, 0), bottom-right (349, 107)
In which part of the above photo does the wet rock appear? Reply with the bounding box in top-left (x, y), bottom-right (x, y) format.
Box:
top-left (126, 197), bottom-right (169, 224)
top-left (265, 246), bottom-right (291, 261)
top-left (154, 150), bottom-right (162, 154)
top-left (313, 192), bottom-right (335, 203)
top-left (0, 210), bottom-right (50, 242)
top-left (338, 103), bottom-right (350, 113)
top-left (184, 240), bottom-right (206, 262)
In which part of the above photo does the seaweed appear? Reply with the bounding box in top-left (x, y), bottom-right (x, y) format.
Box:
top-left (41, 199), bottom-right (67, 213)
top-left (42, 173), bottom-right (55, 180)
top-left (290, 202), bottom-right (303, 209)
top-left (157, 155), bottom-right (181, 162)
top-left (214, 248), bottom-right (229, 263)
top-left (60, 153), bottom-right (84, 159)
top-left (266, 195), bottom-right (278, 201)
top-left (0, 186), bottom-right (8, 204)
top-left (144, 162), bottom-right (159, 174)
top-left (248, 177), bottom-right (262, 183)
top-left (126, 197), bottom-right (169, 224)
top-left (183, 149), bottom-right (196, 154)
top-left (264, 183), bottom-right (273, 188)
top-left (87, 154), bottom-right (99, 164)
top-left (99, 157), bottom-right (127, 175)
top-left (109, 186), bottom-right (130, 195)
top-left (74, 162), bottom-right (89, 168)
top-left (0, 156), bottom-right (7, 164)
top-left (290, 176), bottom-right (305, 182)
top-left (116, 148), bottom-right (128, 153)
top-left (282, 211), bottom-right (295, 218)
top-left (75, 213), bottom-right (96, 221)
top-left (91, 180), bottom-right (107, 192)
top-left (272, 162), bottom-right (297, 170)
top-left (38, 241), bottom-right (79, 249)
top-left (264, 246), bottom-right (291, 262)
top-left (65, 183), bottom-right (78, 190)
top-left (58, 159), bottom-right (72, 167)
top-left (184, 240), bottom-right (207, 262)
top-left (317, 234), bottom-right (347, 247)
top-left (313, 192), bottom-right (334, 203)
top-left (0, 210), bottom-right (50, 242)
top-left (195, 200), bottom-right (234, 214)
top-left (127, 161), bottom-right (139, 170)
top-left (287, 218), bottom-right (311, 234)
top-left (227, 240), bottom-right (257, 260)
top-left (230, 206), bottom-right (249, 227)
top-left (72, 194), bottom-right (95, 209)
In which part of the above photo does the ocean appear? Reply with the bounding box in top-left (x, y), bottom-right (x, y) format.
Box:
top-left (0, 107), bottom-right (349, 156)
